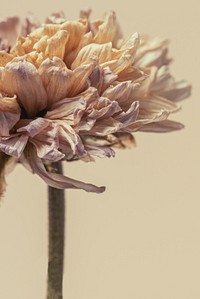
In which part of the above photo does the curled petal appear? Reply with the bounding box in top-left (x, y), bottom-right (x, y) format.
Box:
top-left (17, 117), bottom-right (50, 137)
top-left (1, 60), bottom-right (48, 118)
top-left (25, 145), bottom-right (105, 193)
top-left (46, 96), bottom-right (86, 125)
top-left (93, 11), bottom-right (118, 44)
top-left (0, 95), bottom-right (21, 136)
top-left (116, 101), bottom-right (139, 127)
top-left (0, 134), bottom-right (29, 158)
top-left (69, 61), bottom-right (97, 96)
top-left (38, 57), bottom-right (73, 107)
top-left (71, 42), bottom-right (112, 69)
top-left (45, 30), bottom-right (69, 60)
top-left (85, 145), bottom-right (115, 158)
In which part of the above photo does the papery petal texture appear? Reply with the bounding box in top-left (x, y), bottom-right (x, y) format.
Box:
top-left (0, 10), bottom-right (191, 194)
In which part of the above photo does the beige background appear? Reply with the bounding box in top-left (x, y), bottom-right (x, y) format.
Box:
top-left (0, 0), bottom-right (199, 298)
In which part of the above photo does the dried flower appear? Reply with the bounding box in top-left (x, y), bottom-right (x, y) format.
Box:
top-left (0, 11), bottom-right (191, 196)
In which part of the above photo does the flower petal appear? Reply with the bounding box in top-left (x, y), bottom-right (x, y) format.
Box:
top-left (38, 57), bottom-right (73, 107)
top-left (93, 11), bottom-right (118, 44)
top-left (71, 42), bottom-right (112, 69)
top-left (46, 96), bottom-right (86, 125)
top-left (85, 145), bottom-right (115, 158)
top-left (45, 30), bottom-right (69, 60)
top-left (0, 134), bottom-right (29, 158)
top-left (139, 119), bottom-right (184, 132)
top-left (1, 60), bottom-right (48, 118)
top-left (0, 95), bottom-right (21, 136)
top-left (25, 145), bottom-right (105, 193)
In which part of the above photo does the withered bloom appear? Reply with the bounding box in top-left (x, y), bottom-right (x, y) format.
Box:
top-left (0, 11), bottom-right (191, 196)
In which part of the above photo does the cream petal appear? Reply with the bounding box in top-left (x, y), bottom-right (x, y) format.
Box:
top-left (38, 57), bottom-right (73, 107)
top-left (71, 42), bottom-right (112, 69)
top-left (65, 31), bottom-right (93, 67)
top-left (45, 30), bottom-right (69, 60)
top-left (61, 20), bottom-right (87, 53)
top-left (69, 61), bottom-right (97, 96)
top-left (93, 11), bottom-right (117, 44)
top-left (1, 60), bottom-right (48, 118)
top-left (25, 145), bottom-right (105, 193)
top-left (0, 51), bottom-right (14, 67)
top-left (0, 95), bottom-right (21, 136)
top-left (0, 134), bottom-right (29, 158)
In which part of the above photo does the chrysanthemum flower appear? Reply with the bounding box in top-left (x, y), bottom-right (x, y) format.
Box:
top-left (0, 11), bottom-right (191, 196)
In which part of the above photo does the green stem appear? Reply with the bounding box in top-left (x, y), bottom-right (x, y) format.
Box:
top-left (47, 161), bottom-right (65, 299)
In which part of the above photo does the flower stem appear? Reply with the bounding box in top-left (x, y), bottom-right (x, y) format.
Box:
top-left (47, 161), bottom-right (65, 299)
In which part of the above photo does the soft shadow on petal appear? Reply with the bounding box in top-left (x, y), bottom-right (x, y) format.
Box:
top-left (25, 145), bottom-right (105, 193)
top-left (1, 60), bottom-right (48, 117)
top-left (0, 134), bottom-right (29, 158)
top-left (38, 57), bottom-right (73, 107)
top-left (0, 95), bottom-right (21, 136)
top-left (71, 42), bottom-right (112, 69)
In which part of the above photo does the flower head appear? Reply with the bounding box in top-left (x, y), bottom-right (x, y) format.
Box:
top-left (0, 11), bottom-right (191, 196)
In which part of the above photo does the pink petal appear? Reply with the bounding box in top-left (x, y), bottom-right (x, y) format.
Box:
top-left (26, 145), bottom-right (105, 193)
top-left (0, 95), bottom-right (21, 136)
top-left (1, 60), bottom-right (48, 118)
top-left (0, 134), bottom-right (29, 158)
top-left (85, 145), bottom-right (115, 158)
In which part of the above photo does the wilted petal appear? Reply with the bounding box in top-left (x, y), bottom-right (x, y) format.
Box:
top-left (30, 123), bottom-right (65, 161)
top-left (45, 30), bottom-right (69, 60)
top-left (85, 145), bottom-right (115, 158)
top-left (69, 61), bottom-right (97, 96)
top-left (115, 101), bottom-right (139, 127)
top-left (0, 51), bottom-right (14, 66)
top-left (71, 42), bottom-right (112, 69)
top-left (61, 20), bottom-right (87, 53)
top-left (135, 37), bottom-right (170, 68)
top-left (140, 119), bottom-right (184, 132)
top-left (1, 60), bottom-right (48, 118)
top-left (0, 134), bottom-right (29, 158)
top-left (86, 117), bottom-right (122, 136)
top-left (88, 97), bottom-right (121, 119)
top-left (38, 57), bottom-right (73, 107)
top-left (25, 145), bottom-right (105, 193)
top-left (17, 117), bottom-right (50, 137)
top-left (0, 95), bottom-right (21, 136)
top-left (93, 11), bottom-right (118, 44)
top-left (46, 96), bottom-right (86, 125)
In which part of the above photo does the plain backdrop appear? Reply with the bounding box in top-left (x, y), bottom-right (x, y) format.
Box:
top-left (0, 0), bottom-right (199, 298)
